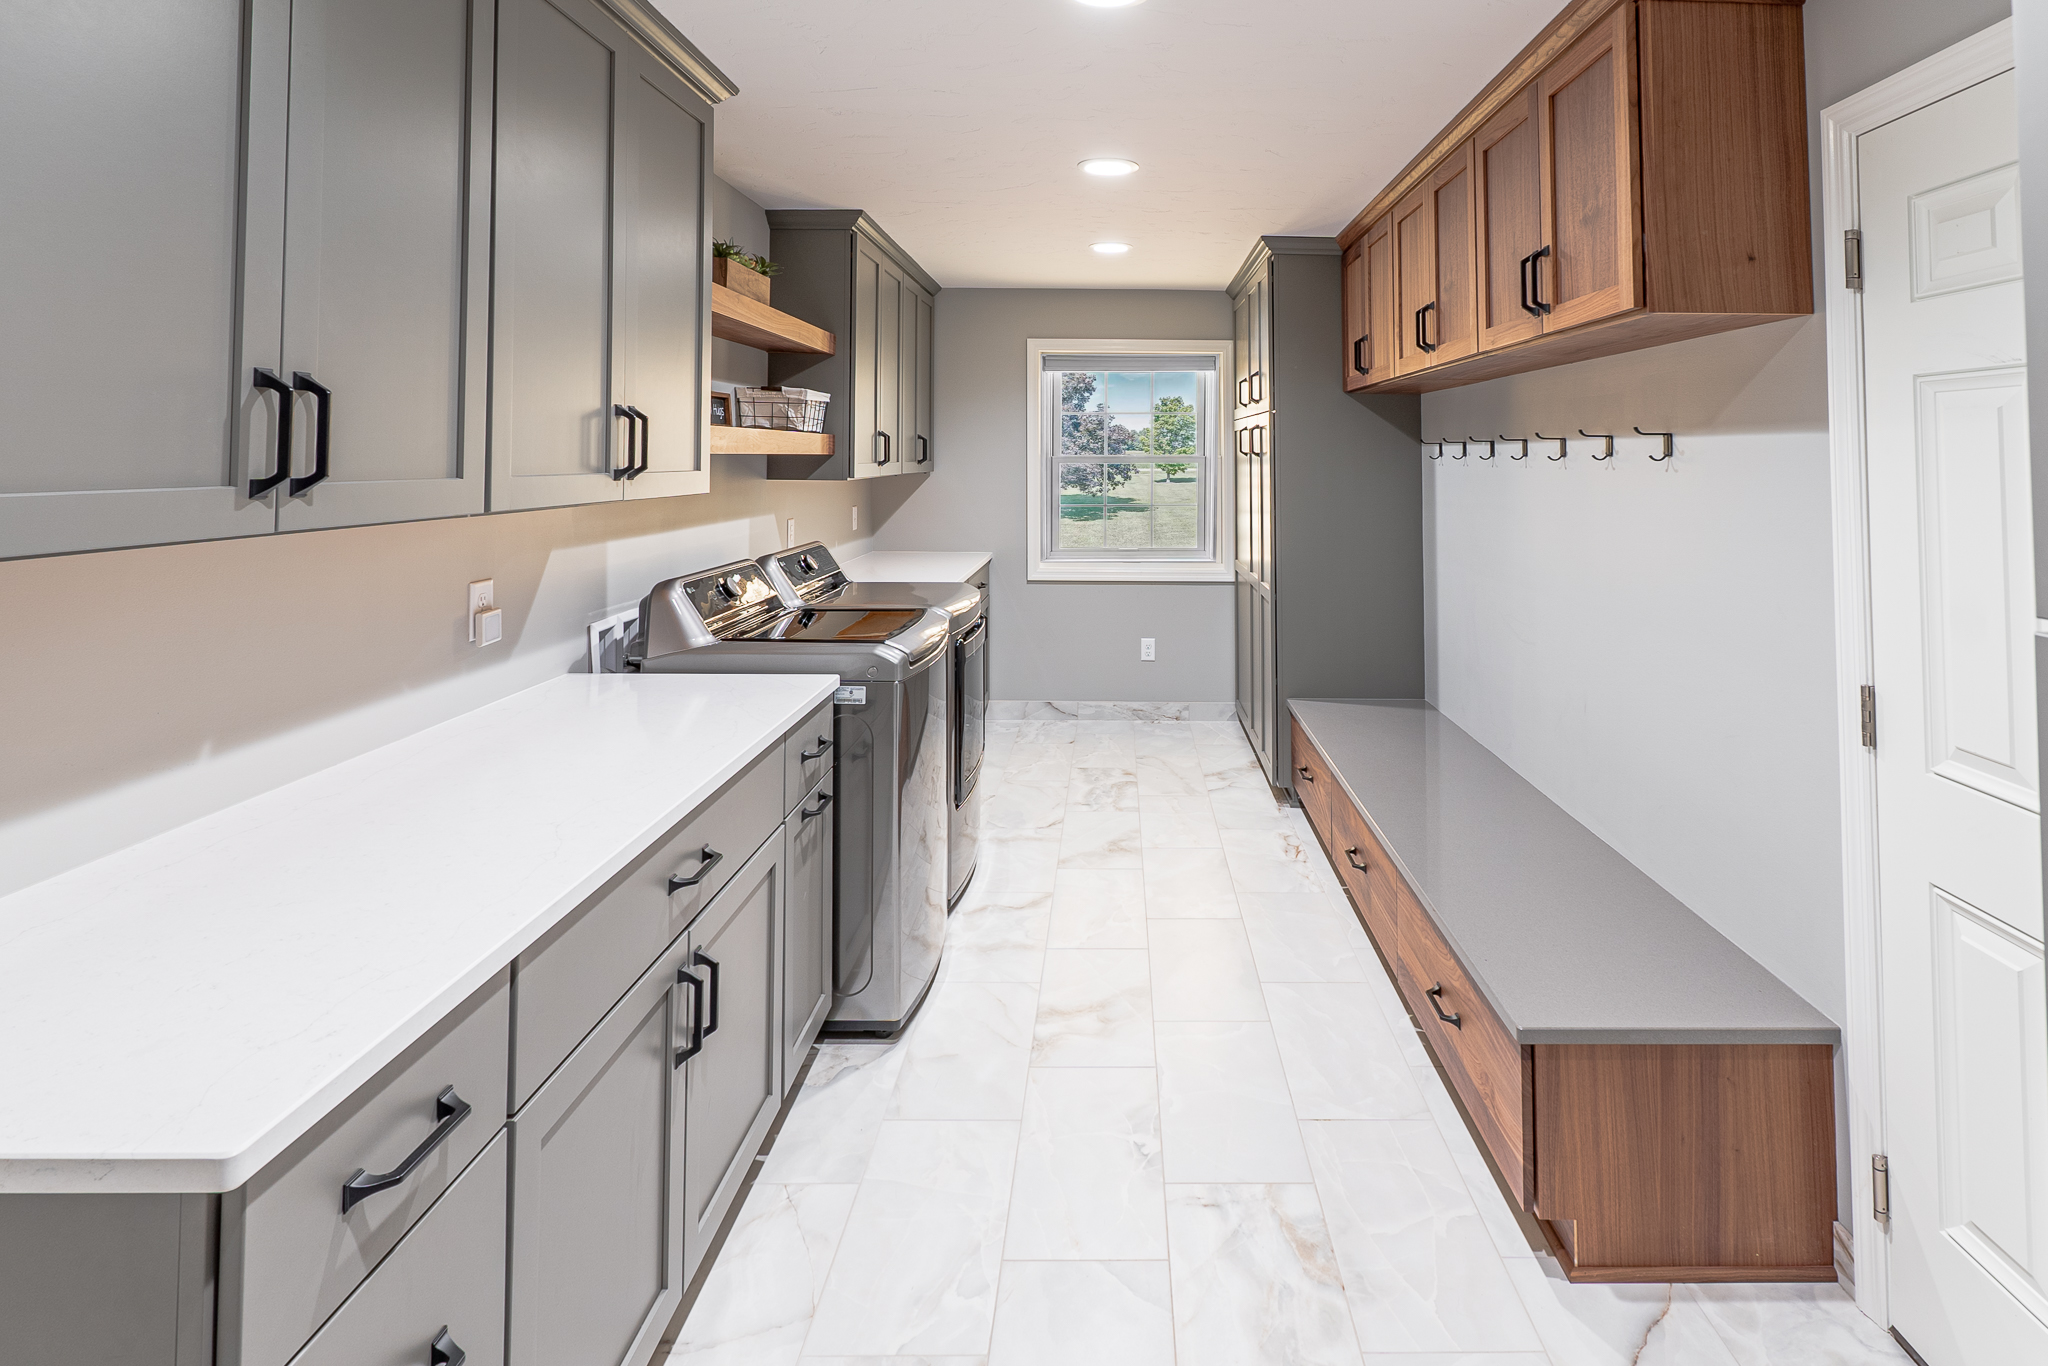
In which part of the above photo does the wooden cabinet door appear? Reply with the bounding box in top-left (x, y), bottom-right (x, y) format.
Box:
top-left (1475, 84), bottom-right (1546, 352)
top-left (620, 47), bottom-right (711, 500)
top-left (275, 0), bottom-right (493, 532)
top-left (1391, 184), bottom-right (1435, 377)
top-left (682, 835), bottom-right (783, 1282)
top-left (1428, 143), bottom-right (1480, 365)
top-left (1341, 240), bottom-right (1368, 391)
top-left (0, 0), bottom-right (276, 557)
top-left (1365, 215), bottom-right (1395, 387)
top-left (1538, 2), bottom-right (1639, 331)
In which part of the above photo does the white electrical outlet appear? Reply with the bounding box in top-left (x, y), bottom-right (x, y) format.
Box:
top-left (787, 518), bottom-right (797, 547)
top-left (467, 579), bottom-right (496, 645)
top-left (1140, 637), bottom-right (1156, 661)
top-left (851, 506), bottom-right (859, 531)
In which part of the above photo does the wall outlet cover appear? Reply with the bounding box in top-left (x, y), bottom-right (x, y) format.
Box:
top-left (1141, 637), bottom-right (1156, 661)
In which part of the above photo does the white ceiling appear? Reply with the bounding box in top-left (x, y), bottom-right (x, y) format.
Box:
top-left (654, 0), bottom-right (1562, 290)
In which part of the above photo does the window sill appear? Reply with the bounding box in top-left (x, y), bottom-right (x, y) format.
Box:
top-left (1028, 561), bottom-right (1234, 584)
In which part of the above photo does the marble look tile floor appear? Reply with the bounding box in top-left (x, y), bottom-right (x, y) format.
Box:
top-left (675, 711), bottom-right (1908, 1366)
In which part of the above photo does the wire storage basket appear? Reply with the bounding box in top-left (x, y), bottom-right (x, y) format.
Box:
top-left (734, 386), bottom-right (830, 432)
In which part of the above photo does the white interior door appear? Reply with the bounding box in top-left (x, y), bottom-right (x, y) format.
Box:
top-left (1864, 68), bottom-right (2048, 1366)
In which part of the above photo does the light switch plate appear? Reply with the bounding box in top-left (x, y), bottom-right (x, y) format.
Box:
top-left (468, 579), bottom-right (495, 643)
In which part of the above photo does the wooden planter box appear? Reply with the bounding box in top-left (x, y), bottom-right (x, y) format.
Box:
top-left (713, 257), bottom-right (771, 304)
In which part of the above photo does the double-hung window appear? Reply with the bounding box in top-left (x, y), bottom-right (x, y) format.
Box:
top-left (1026, 339), bottom-right (1233, 582)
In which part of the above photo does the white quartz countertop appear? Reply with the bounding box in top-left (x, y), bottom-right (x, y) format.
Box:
top-left (838, 550), bottom-right (991, 584)
top-left (0, 673), bottom-right (837, 1195)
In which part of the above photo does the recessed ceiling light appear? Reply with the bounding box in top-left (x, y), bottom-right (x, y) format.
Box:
top-left (1092, 242), bottom-right (1131, 255)
top-left (1079, 157), bottom-right (1140, 177)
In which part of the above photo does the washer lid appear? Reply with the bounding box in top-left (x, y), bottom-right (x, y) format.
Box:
top-left (733, 607), bottom-right (926, 642)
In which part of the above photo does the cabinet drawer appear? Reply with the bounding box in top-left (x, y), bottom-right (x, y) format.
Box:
top-left (1328, 792), bottom-right (1399, 959)
top-left (286, 1133), bottom-right (508, 1366)
top-left (1289, 715), bottom-right (1334, 830)
top-left (783, 699), bottom-right (836, 815)
top-left (513, 746), bottom-right (781, 1108)
top-left (1396, 889), bottom-right (1532, 1205)
top-left (221, 972), bottom-right (510, 1366)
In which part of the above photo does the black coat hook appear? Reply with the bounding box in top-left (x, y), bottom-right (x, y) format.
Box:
top-left (1634, 426), bottom-right (1675, 461)
top-left (1580, 429), bottom-right (1615, 460)
top-left (1535, 432), bottom-right (1567, 460)
top-left (1500, 434), bottom-right (1529, 460)
top-left (1450, 439), bottom-right (1469, 459)
top-left (1469, 437), bottom-right (1495, 460)
top-left (1426, 438), bottom-right (1443, 459)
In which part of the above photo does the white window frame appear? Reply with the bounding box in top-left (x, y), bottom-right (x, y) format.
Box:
top-left (1025, 337), bottom-right (1235, 583)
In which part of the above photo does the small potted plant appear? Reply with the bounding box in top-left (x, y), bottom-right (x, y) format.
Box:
top-left (713, 241), bottom-right (780, 304)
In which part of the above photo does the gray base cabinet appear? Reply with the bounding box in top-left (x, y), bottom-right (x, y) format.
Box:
top-left (763, 210), bottom-right (940, 481)
top-left (1227, 238), bottom-right (1425, 795)
top-left (783, 772), bottom-right (836, 1086)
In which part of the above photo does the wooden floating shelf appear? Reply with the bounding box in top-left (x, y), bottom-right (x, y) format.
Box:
top-left (708, 427), bottom-right (833, 457)
top-left (710, 283), bottom-right (835, 355)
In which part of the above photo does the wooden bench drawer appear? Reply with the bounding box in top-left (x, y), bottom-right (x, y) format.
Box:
top-left (1328, 792), bottom-right (1399, 957)
top-left (1289, 714), bottom-right (1335, 834)
top-left (1396, 887), bottom-right (1533, 1205)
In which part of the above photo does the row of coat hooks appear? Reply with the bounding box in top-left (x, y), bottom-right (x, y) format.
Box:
top-left (1424, 428), bottom-right (1677, 462)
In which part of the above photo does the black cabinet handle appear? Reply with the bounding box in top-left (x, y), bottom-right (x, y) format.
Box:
top-left (875, 431), bottom-right (891, 465)
top-left (674, 966), bottom-right (705, 1065)
top-left (625, 404), bottom-right (651, 478)
top-left (801, 736), bottom-right (834, 761)
top-left (1518, 251), bottom-right (1535, 317)
top-left (249, 368), bottom-right (295, 497)
top-left (916, 433), bottom-right (929, 463)
top-left (611, 404), bottom-right (637, 481)
top-left (667, 845), bottom-right (723, 894)
top-left (1353, 336), bottom-right (1368, 375)
top-left (694, 949), bottom-right (720, 1035)
top-left (1345, 847), bottom-right (1369, 873)
top-left (801, 791), bottom-right (835, 820)
top-left (1237, 376), bottom-right (1250, 407)
top-left (1250, 370), bottom-right (1262, 402)
top-left (1425, 982), bottom-right (1462, 1029)
top-left (1296, 765), bottom-right (1314, 783)
top-left (1527, 245), bottom-right (1551, 315)
top-left (431, 1328), bottom-right (466, 1366)
top-left (1416, 301), bottom-right (1438, 353)
top-left (340, 1086), bottom-right (471, 1213)
top-left (289, 372), bottom-right (331, 495)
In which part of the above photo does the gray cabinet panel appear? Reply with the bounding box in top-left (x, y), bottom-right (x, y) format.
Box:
top-left (782, 699), bottom-right (836, 813)
top-left (783, 777), bottom-right (834, 1088)
top-left (0, 1192), bottom-right (212, 1366)
top-left (510, 934), bottom-right (688, 1366)
top-left (0, 0), bottom-right (275, 557)
top-left (619, 56), bottom-right (711, 501)
top-left (274, 0), bottom-right (490, 531)
top-left (286, 1134), bottom-right (507, 1366)
top-left (850, 244), bottom-right (882, 476)
top-left (490, 0), bottom-right (626, 510)
top-left (682, 835), bottom-right (783, 1281)
top-left (913, 289), bottom-right (935, 470)
top-left (872, 250), bottom-right (903, 475)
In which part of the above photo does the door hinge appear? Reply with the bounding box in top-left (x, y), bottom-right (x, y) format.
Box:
top-left (1872, 1154), bottom-right (1890, 1222)
top-left (1845, 229), bottom-right (1864, 292)
top-left (1860, 684), bottom-right (1877, 749)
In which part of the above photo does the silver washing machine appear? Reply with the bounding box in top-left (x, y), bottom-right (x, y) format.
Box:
top-left (632, 559), bottom-right (950, 1037)
top-left (759, 541), bottom-right (985, 907)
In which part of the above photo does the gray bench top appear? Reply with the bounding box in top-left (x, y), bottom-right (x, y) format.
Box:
top-left (1291, 699), bottom-right (1839, 1047)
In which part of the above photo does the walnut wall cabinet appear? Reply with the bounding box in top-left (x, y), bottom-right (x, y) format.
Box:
top-left (0, 0), bottom-right (736, 560)
top-left (1337, 0), bottom-right (1812, 394)
top-left (1290, 700), bottom-right (1841, 1283)
top-left (764, 211), bottom-right (941, 480)
top-left (1227, 239), bottom-right (1424, 795)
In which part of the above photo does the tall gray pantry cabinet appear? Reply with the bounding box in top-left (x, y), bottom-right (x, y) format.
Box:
top-left (1227, 238), bottom-right (1425, 796)
top-left (0, 0), bottom-right (730, 562)
top-left (763, 210), bottom-right (940, 480)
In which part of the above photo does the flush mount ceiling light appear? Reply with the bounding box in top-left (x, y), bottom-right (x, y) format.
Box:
top-left (1092, 242), bottom-right (1131, 255)
top-left (1075, 0), bottom-right (1145, 7)
top-left (1079, 157), bottom-right (1140, 177)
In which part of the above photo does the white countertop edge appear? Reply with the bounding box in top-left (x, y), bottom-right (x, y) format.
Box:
top-left (0, 673), bottom-right (839, 1195)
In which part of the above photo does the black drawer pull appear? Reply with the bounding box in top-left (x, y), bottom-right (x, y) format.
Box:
top-left (876, 430), bottom-right (891, 465)
top-left (916, 433), bottom-right (929, 463)
top-left (1416, 301), bottom-right (1438, 353)
top-left (1426, 982), bottom-right (1462, 1029)
top-left (431, 1328), bottom-right (466, 1366)
top-left (1344, 847), bottom-right (1369, 873)
top-left (667, 845), bottom-right (722, 894)
top-left (1296, 765), bottom-right (1314, 783)
top-left (1353, 336), bottom-right (1368, 374)
top-left (801, 791), bottom-right (835, 820)
top-left (694, 949), bottom-right (721, 1035)
top-left (628, 404), bottom-right (651, 478)
top-left (612, 404), bottom-right (637, 481)
top-left (800, 737), bottom-right (834, 761)
top-left (1237, 376), bottom-right (1251, 407)
top-left (289, 372), bottom-right (331, 495)
top-left (340, 1086), bottom-right (471, 1213)
top-left (674, 966), bottom-right (705, 1066)
top-left (1528, 244), bottom-right (1552, 315)
top-left (249, 368), bottom-right (295, 497)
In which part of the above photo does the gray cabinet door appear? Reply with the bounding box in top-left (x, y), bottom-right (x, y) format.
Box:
top-left (509, 932), bottom-right (689, 1366)
top-left (850, 242), bottom-right (882, 477)
top-left (0, 0), bottom-right (276, 558)
top-left (782, 781), bottom-right (834, 1088)
top-left (489, 0), bottom-right (631, 511)
top-left (913, 289), bottom-right (935, 471)
top-left (682, 835), bottom-right (783, 1282)
top-left (274, 0), bottom-right (491, 532)
top-left (619, 49), bottom-right (711, 501)
top-left (873, 255), bottom-right (904, 475)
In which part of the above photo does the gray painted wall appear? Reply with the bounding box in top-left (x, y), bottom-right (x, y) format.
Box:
top-left (870, 288), bottom-right (1236, 702)
top-left (711, 175), bottom-right (771, 389)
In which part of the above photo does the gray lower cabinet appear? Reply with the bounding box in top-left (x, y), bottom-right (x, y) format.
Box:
top-left (763, 210), bottom-right (940, 481)
top-left (490, 0), bottom-right (712, 511)
top-left (509, 930), bottom-right (693, 1366)
top-left (285, 1133), bottom-right (508, 1366)
top-left (783, 773), bottom-right (836, 1086)
top-left (680, 834), bottom-right (786, 1282)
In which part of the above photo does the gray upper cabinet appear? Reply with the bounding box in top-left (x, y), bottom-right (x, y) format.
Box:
top-left (0, 0), bottom-right (273, 558)
top-left (763, 210), bottom-right (939, 481)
